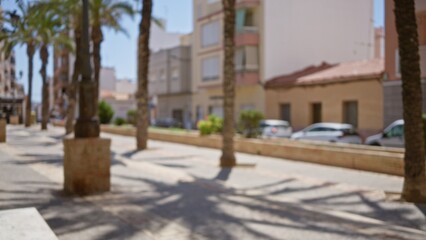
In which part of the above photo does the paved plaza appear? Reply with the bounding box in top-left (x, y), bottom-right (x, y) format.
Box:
top-left (0, 125), bottom-right (426, 239)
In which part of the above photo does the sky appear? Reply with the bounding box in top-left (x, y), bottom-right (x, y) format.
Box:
top-left (2, 0), bottom-right (384, 103)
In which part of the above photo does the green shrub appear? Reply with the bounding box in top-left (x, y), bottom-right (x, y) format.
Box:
top-left (127, 109), bottom-right (137, 125)
top-left (98, 101), bottom-right (114, 124)
top-left (114, 117), bottom-right (126, 126)
top-left (197, 115), bottom-right (223, 136)
top-left (238, 110), bottom-right (264, 138)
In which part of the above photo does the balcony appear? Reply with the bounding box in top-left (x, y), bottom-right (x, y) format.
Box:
top-left (236, 0), bottom-right (260, 8)
top-left (236, 72), bottom-right (260, 86)
top-left (235, 27), bottom-right (259, 47)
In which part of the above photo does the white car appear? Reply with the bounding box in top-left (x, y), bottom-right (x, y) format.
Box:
top-left (290, 123), bottom-right (362, 144)
top-left (365, 120), bottom-right (404, 148)
top-left (260, 119), bottom-right (292, 138)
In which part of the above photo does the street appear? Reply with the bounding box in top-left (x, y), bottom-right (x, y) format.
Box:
top-left (0, 125), bottom-right (425, 240)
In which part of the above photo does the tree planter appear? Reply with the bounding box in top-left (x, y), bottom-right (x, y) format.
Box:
top-left (63, 137), bottom-right (111, 195)
top-left (9, 116), bottom-right (19, 125)
top-left (0, 119), bottom-right (6, 143)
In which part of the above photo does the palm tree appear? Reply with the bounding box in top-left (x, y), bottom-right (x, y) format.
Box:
top-left (90, 0), bottom-right (134, 113)
top-left (33, 9), bottom-right (73, 130)
top-left (0, 3), bottom-right (37, 128)
top-left (394, 0), bottom-right (426, 202)
top-left (34, 0), bottom-right (82, 134)
top-left (136, 0), bottom-right (152, 150)
top-left (220, 0), bottom-right (237, 167)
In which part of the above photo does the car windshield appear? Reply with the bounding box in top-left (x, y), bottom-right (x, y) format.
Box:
top-left (260, 121), bottom-right (288, 128)
top-left (340, 127), bottom-right (357, 135)
top-left (260, 123), bottom-right (288, 129)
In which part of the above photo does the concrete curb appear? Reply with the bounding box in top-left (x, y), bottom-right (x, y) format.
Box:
top-left (52, 122), bottom-right (404, 176)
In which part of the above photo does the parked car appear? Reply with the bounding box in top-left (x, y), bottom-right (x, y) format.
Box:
top-left (260, 119), bottom-right (292, 138)
top-left (153, 118), bottom-right (182, 128)
top-left (290, 123), bottom-right (362, 144)
top-left (365, 120), bottom-right (404, 148)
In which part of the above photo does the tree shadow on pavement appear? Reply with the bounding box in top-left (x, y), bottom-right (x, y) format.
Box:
top-left (213, 168), bottom-right (232, 181)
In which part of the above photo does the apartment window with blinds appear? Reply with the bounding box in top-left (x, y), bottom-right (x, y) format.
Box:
top-left (202, 56), bottom-right (220, 81)
top-left (235, 46), bottom-right (259, 72)
top-left (311, 103), bottom-right (322, 124)
top-left (201, 21), bottom-right (220, 48)
top-left (343, 101), bottom-right (358, 128)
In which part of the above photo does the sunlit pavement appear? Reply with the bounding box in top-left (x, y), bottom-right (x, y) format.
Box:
top-left (1, 125), bottom-right (425, 240)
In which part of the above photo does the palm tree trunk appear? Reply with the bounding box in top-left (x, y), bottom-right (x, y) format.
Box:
top-left (91, 24), bottom-right (102, 115)
top-left (40, 44), bottom-right (49, 130)
top-left (220, 0), bottom-right (237, 167)
top-left (65, 28), bottom-right (81, 135)
top-left (394, 0), bottom-right (426, 202)
top-left (25, 43), bottom-right (35, 128)
top-left (136, 0), bottom-right (152, 150)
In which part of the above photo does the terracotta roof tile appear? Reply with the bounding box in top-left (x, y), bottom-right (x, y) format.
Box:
top-left (297, 59), bottom-right (384, 85)
top-left (264, 62), bottom-right (335, 89)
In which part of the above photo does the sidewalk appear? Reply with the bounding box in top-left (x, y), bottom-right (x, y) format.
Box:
top-left (0, 125), bottom-right (425, 240)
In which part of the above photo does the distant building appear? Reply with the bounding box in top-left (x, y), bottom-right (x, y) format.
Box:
top-left (374, 27), bottom-right (385, 59)
top-left (384, 0), bottom-right (426, 126)
top-left (0, 46), bottom-right (24, 123)
top-left (99, 67), bottom-right (117, 92)
top-left (149, 34), bottom-right (193, 128)
top-left (265, 59), bottom-right (384, 138)
top-left (192, 0), bottom-right (375, 121)
top-left (52, 20), bottom-right (182, 120)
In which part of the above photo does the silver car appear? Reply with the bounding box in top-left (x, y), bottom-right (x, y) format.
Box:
top-left (290, 123), bottom-right (362, 144)
top-left (365, 120), bottom-right (404, 148)
top-left (260, 119), bottom-right (292, 138)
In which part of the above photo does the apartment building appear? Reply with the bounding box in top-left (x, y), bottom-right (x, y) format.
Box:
top-left (384, 0), bottom-right (426, 126)
top-left (52, 43), bottom-right (72, 118)
top-left (192, 0), bottom-right (374, 121)
top-left (0, 47), bottom-right (24, 123)
top-left (149, 35), bottom-right (193, 128)
top-left (52, 19), bottom-right (183, 120)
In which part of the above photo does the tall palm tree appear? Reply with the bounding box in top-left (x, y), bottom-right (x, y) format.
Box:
top-left (394, 0), bottom-right (426, 202)
top-left (0, 2), bottom-right (37, 128)
top-left (33, 9), bottom-right (73, 130)
top-left (136, 0), bottom-right (152, 150)
top-left (220, 0), bottom-right (237, 167)
top-left (34, 0), bottom-right (82, 134)
top-left (90, 0), bottom-right (133, 113)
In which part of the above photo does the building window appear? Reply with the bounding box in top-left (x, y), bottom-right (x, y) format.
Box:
top-left (420, 45), bottom-right (426, 77)
top-left (240, 104), bottom-right (254, 112)
top-left (208, 105), bottom-right (223, 118)
top-left (201, 21), bottom-right (220, 48)
top-left (149, 73), bottom-right (156, 82)
top-left (343, 101), bottom-right (358, 128)
top-left (172, 109), bottom-right (184, 124)
top-left (159, 69), bottom-right (166, 81)
top-left (202, 56), bottom-right (220, 81)
top-left (280, 103), bottom-right (291, 123)
top-left (395, 49), bottom-right (400, 76)
top-left (235, 46), bottom-right (259, 72)
top-left (311, 103), bottom-right (322, 124)
top-left (171, 67), bottom-right (179, 80)
top-left (236, 8), bottom-right (257, 32)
